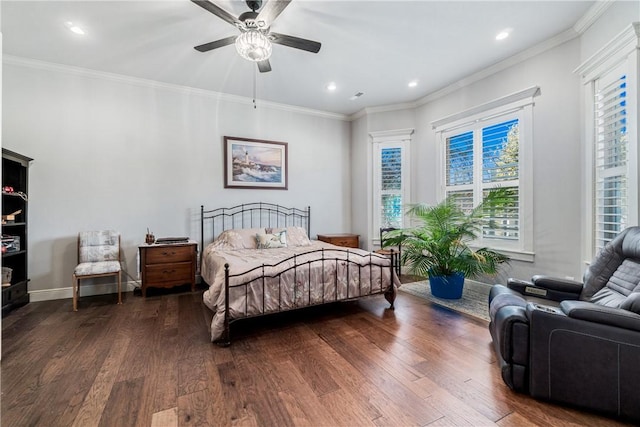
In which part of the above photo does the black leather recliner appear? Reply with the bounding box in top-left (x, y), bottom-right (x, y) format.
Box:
top-left (488, 227), bottom-right (640, 422)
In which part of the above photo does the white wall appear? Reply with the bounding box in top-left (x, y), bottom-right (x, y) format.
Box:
top-left (577, 1), bottom-right (640, 262)
top-left (580, 1), bottom-right (640, 60)
top-left (350, 1), bottom-right (639, 284)
top-left (413, 38), bottom-right (584, 282)
top-left (2, 61), bottom-right (351, 299)
top-left (350, 114), bottom-right (369, 246)
top-left (350, 108), bottom-right (416, 249)
top-left (351, 38), bottom-right (585, 282)
top-left (352, 37), bottom-right (585, 283)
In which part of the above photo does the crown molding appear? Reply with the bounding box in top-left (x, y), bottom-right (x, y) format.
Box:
top-left (350, 101), bottom-right (417, 121)
top-left (573, 0), bottom-right (615, 34)
top-left (349, 1), bottom-right (614, 120)
top-left (369, 128), bottom-right (415, 142)
top-left (415, 2), bottom-right (613, 108)
top-left (416, 28), bottom-right (577, 108)
top-left (431, 86), bottom-right (540, 131)
top-left (574, 22), bottom-right (640, 81)
top-left (3, 55), bottom-right (350, 122)
top-left (348, 26), bottom-right (579, 122)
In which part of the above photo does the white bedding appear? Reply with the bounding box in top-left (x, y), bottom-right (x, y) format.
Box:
top-left (201, 231), bottom-right (398, 342)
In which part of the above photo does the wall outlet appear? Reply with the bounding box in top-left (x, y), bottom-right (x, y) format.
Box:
top-left (565, 276), bottom-right (574, 281)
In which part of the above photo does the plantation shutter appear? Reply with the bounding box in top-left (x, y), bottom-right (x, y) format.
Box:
top-left (445, 131), bottom-right (474, 213)
top-left (445, 120), bottom-right (520, 241)
top-left (594, 71), bottom-right (628, 252)
top-left (481, 119), bottom-right (520, 241)
top-left (436, 86), bottom-right (537, 254)
top-left (446, 131), bottom-right (474, 186)
top-left (380, 146), bottom-right (403, 228)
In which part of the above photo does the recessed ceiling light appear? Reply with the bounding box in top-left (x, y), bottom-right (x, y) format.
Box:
top-left (65, 21), bottom-right (86, 35)
top-left (496, 29), bottom-right (511, 41)
top-left (408, 80), bottom-right (418, 88)
top-left (326, 82), bottom-right (337, 91)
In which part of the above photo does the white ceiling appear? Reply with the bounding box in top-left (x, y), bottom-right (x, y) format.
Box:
top-left (2, 0), bottom-right (597, 116)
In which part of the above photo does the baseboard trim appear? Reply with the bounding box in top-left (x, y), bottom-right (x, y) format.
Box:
top-left (28, 281), bottom-right (139, 302)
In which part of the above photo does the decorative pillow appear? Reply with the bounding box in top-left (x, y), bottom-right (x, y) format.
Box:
top-left (256, 231), bottom-right (287, 249)
top-left (234, 227), bottom-right (267, 249)
top-left (212, 228), bottom-right (265, 250)
top-left (267, 226), bottom-right (312, 247)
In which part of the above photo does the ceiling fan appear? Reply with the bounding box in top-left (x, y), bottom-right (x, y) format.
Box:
top-left (191, 0), bottom-right (322, 73)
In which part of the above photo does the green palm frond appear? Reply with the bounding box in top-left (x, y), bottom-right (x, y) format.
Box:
top-left (389, 188), bottom-right (512, 280)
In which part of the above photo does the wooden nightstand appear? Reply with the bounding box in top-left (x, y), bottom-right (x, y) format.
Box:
top-left (317, 233), bottom-right (360, 248)
top-left (139, 241), bottom-right (197, 297)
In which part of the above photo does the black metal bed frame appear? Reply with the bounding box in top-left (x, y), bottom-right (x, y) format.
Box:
top-left (200, 202), bottom-right (396, 346)
top-left (200, 202), bottom-right (311, 265)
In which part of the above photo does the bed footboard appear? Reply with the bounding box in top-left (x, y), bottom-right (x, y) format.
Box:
top-left (214, 248), bottom-right (397, 346)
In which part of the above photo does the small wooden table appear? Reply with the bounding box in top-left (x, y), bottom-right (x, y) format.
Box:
top-left (139, 241), bottom-right (197, 297)
top-left (317, 233), bottom-right (360, 248)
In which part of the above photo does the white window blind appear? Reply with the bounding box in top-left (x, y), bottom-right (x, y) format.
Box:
top-left (445, 117), bottom-right (520, 242)
top-left (446, 131), bottom-right (474, 187)
top-left (371, 129), bottom-right (412, 245)
top-left (594, 72), bottom-right (628, 251)
top-left (482, 120), bottom-right (519, 241)
top-left (576, 23), bottom-right (639, 261)
top-left (380, 147), bottom-right (403, 228)
top-left (434, 86), bottom-right (537, 258)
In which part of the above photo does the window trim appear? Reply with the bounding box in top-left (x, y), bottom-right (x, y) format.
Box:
top-left (370, 128), bottom-right (413, 247)
top-left (432, 88), bottom-right (539, 261)
top-left (576, 23), bottom-right (640, 263)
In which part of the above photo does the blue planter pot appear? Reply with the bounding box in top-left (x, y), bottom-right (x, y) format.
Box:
top-left (429, 272), bottom-right (465, 299)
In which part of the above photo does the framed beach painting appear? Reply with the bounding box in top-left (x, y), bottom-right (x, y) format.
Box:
top-left (224, 136), bottom-right (288, 190)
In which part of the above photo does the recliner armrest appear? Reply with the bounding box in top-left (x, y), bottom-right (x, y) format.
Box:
top-left (560, 300), bottom-right (640, 332)
top-left (620, 292), bottom-right (640, 315)
top-left (531, 275), bottom-right (583, 294)
top-left (507, 276), bottom-right (582, 302)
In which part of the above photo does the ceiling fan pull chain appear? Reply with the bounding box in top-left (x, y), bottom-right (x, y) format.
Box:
top-left (253, 65), bottom-right (257, 109)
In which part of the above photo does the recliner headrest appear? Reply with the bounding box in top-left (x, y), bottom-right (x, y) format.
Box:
top-left (620, 227), bottom-right (640, 260)
top-left (582, 227), bottom-right (640, 301)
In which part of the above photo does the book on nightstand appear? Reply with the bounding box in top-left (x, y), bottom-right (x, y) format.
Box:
top-left (155, 237), bottom-right (190, 244)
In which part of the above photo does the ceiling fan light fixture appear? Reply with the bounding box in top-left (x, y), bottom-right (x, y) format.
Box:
top-left (235, 30), bottom-right (272, 62)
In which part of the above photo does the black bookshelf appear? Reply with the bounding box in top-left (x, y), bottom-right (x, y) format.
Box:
top-left (2, 149), bottom-right (32, 316)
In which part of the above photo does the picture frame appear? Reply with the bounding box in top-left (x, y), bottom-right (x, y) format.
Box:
top-left (224, 136), bottom-right (288, 190)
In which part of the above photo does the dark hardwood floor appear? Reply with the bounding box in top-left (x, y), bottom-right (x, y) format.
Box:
top-left (1, 284), bottom-right (632, 427)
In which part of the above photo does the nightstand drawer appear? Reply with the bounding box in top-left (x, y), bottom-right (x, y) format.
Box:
top-left (333, 238), bottom-right (358, 247)
top-left (144, 262), bottom-right (192, 284)
top-left (317, 234), bottom-right (359, 248)
top-left (145, 245), bottom-right (193, 264)
top-left (139, 241), bottom-right (197, 296)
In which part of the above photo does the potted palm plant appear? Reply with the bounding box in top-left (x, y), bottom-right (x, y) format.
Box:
top-left (384, 188), bottom-right (511, 299)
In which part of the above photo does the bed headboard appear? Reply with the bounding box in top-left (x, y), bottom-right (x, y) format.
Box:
top-left (200, 202), bottom-right (311, 249)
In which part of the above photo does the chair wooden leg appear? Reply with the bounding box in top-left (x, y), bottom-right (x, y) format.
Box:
top-left (117, 271), bottom-right (122, 305)
top-left (73, 274), bottom-right (78, 312)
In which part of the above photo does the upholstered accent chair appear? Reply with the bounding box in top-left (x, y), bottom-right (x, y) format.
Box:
top-left (375, 227), bottom-right (401, 276)
top-left (72, 230), bottom-right (122, 311)
top-left (488, 227), bottom-right (640, 422)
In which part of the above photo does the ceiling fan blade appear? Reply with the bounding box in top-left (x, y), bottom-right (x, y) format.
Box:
top-left (191, 0), bottom-right (240, 27)
top-left (270, 32), bottom-right (321, 53)
top-left (194, 35), bottom-right (237, 52)
top-left (257, 59), bottom-right (272, 73)
top-left (256, 0), bottom-right (292, 27)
